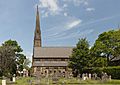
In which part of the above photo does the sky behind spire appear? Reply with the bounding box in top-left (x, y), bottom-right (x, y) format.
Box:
top-left (0, 0), bottom-right (120, 60)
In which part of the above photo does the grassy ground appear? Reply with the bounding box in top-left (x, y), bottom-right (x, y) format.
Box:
top-left (0, 77), bottom-right (120, 85)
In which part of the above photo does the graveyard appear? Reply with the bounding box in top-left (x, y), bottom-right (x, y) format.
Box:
top-left (1, 0), bottom-right (120, 85)
top-left (0, 71), bottom-right (120, 85)
top-left (1, 76), bottom-right (120, 85)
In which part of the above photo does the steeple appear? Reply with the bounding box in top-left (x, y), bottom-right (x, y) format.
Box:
top-left (34, 5), bottom-right (42, 47)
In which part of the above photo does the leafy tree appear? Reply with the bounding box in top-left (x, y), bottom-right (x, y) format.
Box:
top-left (2, 39), bottom-right (23, 53)
top-left (91, 29), bottom-right (120, 66)
top-left (0, 39), bottom-right (30, 77)
top-left (17, 54), bottom-right (26, 71)
top-left (17, 54), bottom-right (31, 71)
top-left (0, 45), bottom-right (16, 76)
top-left (23, 58), bottom-right (31, 70)
top-left (69, 38), bottom-right (91, 76)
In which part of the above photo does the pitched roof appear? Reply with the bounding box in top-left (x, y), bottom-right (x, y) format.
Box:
top-left (33, 47), bottom-right (73, 58)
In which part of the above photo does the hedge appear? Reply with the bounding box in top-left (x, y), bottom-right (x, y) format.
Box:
top-left (83, 66), bottom-right (120, 79)
top-left (103, 66), bottom-right (120, 79)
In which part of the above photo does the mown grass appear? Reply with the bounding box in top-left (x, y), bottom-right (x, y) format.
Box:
top-left (14, 77), bottom-right (120, 85)
top-left (0, 77), bottom-right (120, 85)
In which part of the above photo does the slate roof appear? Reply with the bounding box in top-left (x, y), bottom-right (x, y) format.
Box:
top-left (33, 47), bottom-right (73, 58)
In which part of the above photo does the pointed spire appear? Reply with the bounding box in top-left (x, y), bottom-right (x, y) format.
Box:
top-left (36, 5), bottom-right (40, 31)
top-left (34, 5), bottom-right (42, 47)
top-left (37, 5), bottom-right (39, 14)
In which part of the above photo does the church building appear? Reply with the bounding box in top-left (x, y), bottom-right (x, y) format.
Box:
top-left (32, 6), bottom-right (73, 75)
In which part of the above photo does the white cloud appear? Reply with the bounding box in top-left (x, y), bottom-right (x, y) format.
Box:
top-left (47, 29), bottom-right (94, 41)
top-left (39, 0), bottom-right (61, 15)
top-left (86, 7), bottom-right (95, 12)
top-left (38, 0), bottom-right (91, 17)
top-left (63, 0), bottom-right (88, 6)
top-left (64, 12), bottom-right (68, 16)
top-left (84, 1), bottom-right (89, 6)
top-left (42, 12), bottom-right (49, 18)
top-left (67, 19), bottom-right (82, 29)
top-left (73, 0), bottom-right (88, 6)
top-left (63, 4), bottom-right (68, 8)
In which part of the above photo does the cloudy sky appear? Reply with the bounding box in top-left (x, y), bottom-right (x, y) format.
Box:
top-left (0, 0), bottom-right (120, 59)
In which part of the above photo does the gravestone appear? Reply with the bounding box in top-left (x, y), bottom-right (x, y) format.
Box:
top-left (82, 73), bottom-right (85, 80)
top-left (108, 75), bottom-right (111, 81)
top-left (13, 74), bottom-right (16, 82)
top-left (104, 73), bottom-right (108, 81)
top-left (2, 80), bottom-right (6, 85)
top-left (82, 73), bottom-right (88, 80)
top-left (69, 72), bottom-right (73, 78)
top-left (89, 73), bottom-right (91, 79)
top-left (93, 73), bottom-right (97, 80)
top-left (2, 76), bottom-right (6, 85)
top-left (77, 74), bottom-right (81, 78)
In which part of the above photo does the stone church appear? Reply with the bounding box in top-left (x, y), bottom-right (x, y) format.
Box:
top-left (32, 6), bottom-right (73, 75)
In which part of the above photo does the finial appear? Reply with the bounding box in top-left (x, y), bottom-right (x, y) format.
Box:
top-left (37, 5), bottom-right (39, 12)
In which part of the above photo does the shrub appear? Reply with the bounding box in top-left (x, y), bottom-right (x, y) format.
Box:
top-left (103, 66), bottom-right (120, 79)
top-left (83, 66), bottom-right (120, 79)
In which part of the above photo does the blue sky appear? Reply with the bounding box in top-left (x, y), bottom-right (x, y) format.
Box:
top-left (0, 0), bottom-right (120, 59)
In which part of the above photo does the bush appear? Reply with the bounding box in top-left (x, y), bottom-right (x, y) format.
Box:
top-left (103, 66), bottom-right (120, 79)
top-left (90, 66), bottom-right (120, 79)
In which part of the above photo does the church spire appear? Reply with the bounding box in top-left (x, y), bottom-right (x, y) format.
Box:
top-left (34, 5), bottom-right (42, 47)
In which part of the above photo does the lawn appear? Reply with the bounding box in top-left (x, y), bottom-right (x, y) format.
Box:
top-left (0, 77), bottom-right (120, 85)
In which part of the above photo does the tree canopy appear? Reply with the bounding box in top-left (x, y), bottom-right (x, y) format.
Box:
top-left (69, 38), bottom-right (91, 75)
top-left (0, 39), bottom-right (30, 77)
top-left (69, 29), bottom-right (120, 75)
top-left (91, 29), bottom-right (120, 66)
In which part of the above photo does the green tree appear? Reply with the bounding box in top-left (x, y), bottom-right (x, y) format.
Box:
top-left (2, 39), bottom-right (23, 53)
top-left (23, 58), bottom-right (31, 70)
top-left (0, 45), bottom-right (16, 76)
top-left (17, 54), bottom-right (26, 71)
top-left (91, 29), bottom-right (120, 66)
top-left (0, 39), bottom-right (29, 77)
top-left (69, 38), bottom-right (91, 76)
top-left (17, 54), bottom-right (31, 71)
